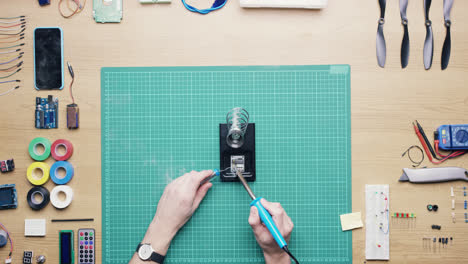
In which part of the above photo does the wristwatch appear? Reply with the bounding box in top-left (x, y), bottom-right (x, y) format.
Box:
top-left (136, 243), bottom-right (165, 263)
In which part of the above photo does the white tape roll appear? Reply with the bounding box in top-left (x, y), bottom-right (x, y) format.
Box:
top-left (50, 186), bottom-right (74, 209)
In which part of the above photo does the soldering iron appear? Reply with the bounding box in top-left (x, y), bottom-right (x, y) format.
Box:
top-left (203, 168), bottom-right (299, 263)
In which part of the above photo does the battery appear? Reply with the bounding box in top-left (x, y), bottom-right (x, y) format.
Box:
top-left (66, 104), bottom-right (79, 129)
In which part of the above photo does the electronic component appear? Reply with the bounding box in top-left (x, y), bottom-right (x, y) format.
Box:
top-left (0, 222), bottom-right (12, 263)
top-left (0, 184), bottom-right (17, 210)
top-left (59, 230), bottom-right (74, 264)
top-left (24, 219), bottom-right (46, 237)
top-left (391, 212), bottom-right (416, 218)
top-left (67, 104), bottom-right (79, 129)
top-left (219, 108), bottom-right (255, 182)
top-left (36, 255), bottom-right (46, 263)
top-left (0, 159), bottom-right (14, 173)
top-left (78, 229), bottom-right (95, 264)
top-left (38, 0), bottom-right (50, 5)
top-left (431, 224), bottom-right (441, 230)
top-left (66, 62), bottom-right (79, 129)
top-left (0, 230), bottom-right (6, 248)
top-left (93, 0), bottom-right (122, 23)
top-left (365, 185), bottom-right (389, 260)
top-left (23, 251), bottom-right (33, 264)
top-left (427, 204), bottom-right (438, 212)
top-left (35, 96), bottom-right (58, 129)
top-left (59, 0), bottom-right (86, 18)
top-left (438, 124), bottom-right (468, 151)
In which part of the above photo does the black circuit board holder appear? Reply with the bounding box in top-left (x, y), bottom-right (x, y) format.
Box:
top-left (219, 123), bottom-right (256, 182)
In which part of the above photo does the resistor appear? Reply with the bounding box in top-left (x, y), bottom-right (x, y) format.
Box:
top-left (465, 200), bottom-right (467, 210)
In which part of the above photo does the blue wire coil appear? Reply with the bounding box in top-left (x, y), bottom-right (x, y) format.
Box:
top-left (181, 0), bottom-right (228, 14)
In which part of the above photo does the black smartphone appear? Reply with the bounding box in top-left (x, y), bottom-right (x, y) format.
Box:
top-left (34, 27), bottom-right (64, 90)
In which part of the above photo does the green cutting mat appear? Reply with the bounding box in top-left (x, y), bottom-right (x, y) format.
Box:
top-left (101, 65), bottom-right (351, 264)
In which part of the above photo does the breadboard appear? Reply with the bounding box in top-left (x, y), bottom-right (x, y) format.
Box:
top-left (101, 65), bottom-right (351, 263)
top-left (365, 185), bottom-right (390, 260)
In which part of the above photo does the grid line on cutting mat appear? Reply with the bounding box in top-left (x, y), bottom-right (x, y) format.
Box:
top-left (101, 65), bottom-right (351, 264)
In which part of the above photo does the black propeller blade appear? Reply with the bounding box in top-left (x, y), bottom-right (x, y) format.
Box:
top-left (400, 0), bottom-right (409, 68)
top-left (441, 0), bottom-right (454, 70)
top-left (423, 0), bottom-right (433, 70)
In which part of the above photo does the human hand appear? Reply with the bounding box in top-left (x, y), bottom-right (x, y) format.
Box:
top-left (248, 199), bottom-right (294, 264)
top-left (140, 170), bottom-right (213, 255)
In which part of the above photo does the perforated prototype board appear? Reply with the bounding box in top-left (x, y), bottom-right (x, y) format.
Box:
top-left (101, 65), bottom-right (352, 263)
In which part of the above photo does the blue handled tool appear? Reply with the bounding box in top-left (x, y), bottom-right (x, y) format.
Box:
top-left (250, 197), bottom-right (288, 248)
top-left (235, 170), bottom-right (289, 249)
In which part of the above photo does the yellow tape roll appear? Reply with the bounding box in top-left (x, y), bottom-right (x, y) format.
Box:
top-left (27, 162), bottom-right (50, 186)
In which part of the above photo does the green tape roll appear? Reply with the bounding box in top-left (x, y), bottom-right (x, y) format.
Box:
top-left (28, 137), bottom-right (51, 161)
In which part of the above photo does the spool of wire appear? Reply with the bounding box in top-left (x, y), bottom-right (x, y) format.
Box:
top-left (226, 107), bottom-right (249, 149)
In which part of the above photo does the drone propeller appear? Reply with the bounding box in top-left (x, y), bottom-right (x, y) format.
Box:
top-left (423, 0), bottom-right (433, 70)
top-left (376, 0), bottom-right (386, 68)
top-left (400, 0), bottom-right (409, 68)
top-left (441, 0), bottom-right (454, 70)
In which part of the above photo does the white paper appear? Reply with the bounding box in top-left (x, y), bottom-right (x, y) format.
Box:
top-left (340, 212), bottom-right (363, 231)
top-left (365, 185), bottom-right (389, 260)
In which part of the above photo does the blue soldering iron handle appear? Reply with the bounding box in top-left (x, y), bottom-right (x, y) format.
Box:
top-left (250, 197), bottom-right (288, 249)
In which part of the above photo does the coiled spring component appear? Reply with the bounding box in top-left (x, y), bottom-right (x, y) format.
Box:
top-left (226, 107), bottom-right (249, 148)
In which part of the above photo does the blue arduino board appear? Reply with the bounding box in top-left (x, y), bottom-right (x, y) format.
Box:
top-left (35, 96), bottom-right (58, 129)
top-left (437, 124), bottom-right (468, 151)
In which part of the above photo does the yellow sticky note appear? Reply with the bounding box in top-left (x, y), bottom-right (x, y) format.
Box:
top-left (340, 212), bottom-right (363, 231)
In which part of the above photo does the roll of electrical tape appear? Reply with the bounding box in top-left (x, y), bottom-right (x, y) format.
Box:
top-left (27, 162), bottom-right (50, 186)
top-left (27, 186), bottom-right (50, 210)
top-left (28, 137), bottom-right (51, 161)
top-left (50, 185), bottom-right (74, 209)
top-left (51, 139), bottom-right (74, 161)
top-left (50, 161), bottom-right (74, 185)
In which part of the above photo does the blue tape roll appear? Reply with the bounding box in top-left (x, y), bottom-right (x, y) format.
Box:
top-left (50, 161), bottom-right (74, 185)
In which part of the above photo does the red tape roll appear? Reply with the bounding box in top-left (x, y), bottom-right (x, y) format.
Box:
top-left (51, 139), bottom-right (74, 161)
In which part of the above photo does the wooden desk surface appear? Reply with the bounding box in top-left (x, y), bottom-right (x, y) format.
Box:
top-left (1, 0), bottom-right (467, 263)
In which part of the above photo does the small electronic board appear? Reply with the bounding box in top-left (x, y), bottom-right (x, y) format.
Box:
top-left (0, 184), bottom-right (17, 210)
top-left (0, 159), bottom-right (14, 173)
top-left (93, 0), bottom-right (122, 23)
top-left (35, 96), bottom-right (58, 129)
top-left (438, 124), bottom-right (468, 151)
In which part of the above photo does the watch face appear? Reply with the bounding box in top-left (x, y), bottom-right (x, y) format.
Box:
top-left (138, 244), bottom-right (153, 260)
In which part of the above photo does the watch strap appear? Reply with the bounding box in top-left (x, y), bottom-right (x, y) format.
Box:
top-left (150, 252), bottom-right (165, 263)
top-left (136, 243), bottom-right (166, 263)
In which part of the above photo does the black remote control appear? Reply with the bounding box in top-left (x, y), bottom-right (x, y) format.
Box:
top-left (78, 228), bottom-right (95, 263)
